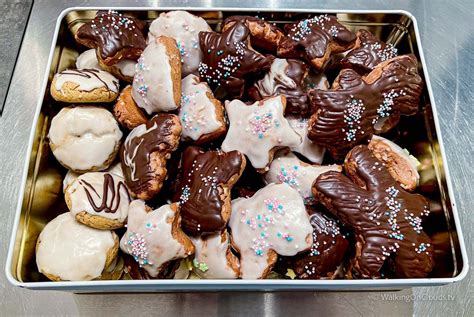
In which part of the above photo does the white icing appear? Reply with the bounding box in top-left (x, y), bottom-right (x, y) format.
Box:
top-left (229, 183), bottom-right (313, 279)
top-left (63, 162), bottom-right (124, 192)
top-left (115, 59), bottom-right (136, 78)
top-left (190, 232), bottom-right (239, 279)
top-left (36, 212), bottom-right (115, 281)
top-left (120, 200), bottom-right (190, 277)
top-left (148, 11), bottom-right (211, 76)
top-left (221, 96), bottom-right (301, 169)
top-left (255, 58), bottom-right (297, 97)
top-left (264, 151), bottom-right (341, 204)
top-left (76, 49), bottom-right (136, 79)
top-left (49, 106), bottom-right (123, 171)
top-left (179, 74), bottom-right (224, 141)
top-left (287, 116), bottom-right (326, 164)
top-left (305, 72), bottom-right (329, 90)
top-left (54, 69), bottom-right (119, 93)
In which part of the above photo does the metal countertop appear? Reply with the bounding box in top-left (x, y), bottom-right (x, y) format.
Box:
top-left (0, 0), bottom-right (472, 316)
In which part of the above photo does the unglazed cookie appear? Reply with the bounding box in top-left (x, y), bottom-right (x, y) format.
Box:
top-left (50, 69), bottom-right (119, 103)
top-left (49, 106), bottom-right (122, 173)
top-left (120, 114), bottom-right (181, 200)
top-left (287, 117), bottom-right (326, 164)
top-left (148, 11), bottom-right (211, 76)
top-left (179, 74), bottom-right (226, 144)
top-left (76, 49), bottom-right (136, 82)
top-left (120, 200), bottom-right (194, 278)
top-left (264, 151), bottom-right (341, 204)
top-left (190, 231), bottom-right (240, 279)
top-left (132, 36), bottom-right (182, 114)
top-left (113, 85), bottom-right (148, 130)
top-left (221, 96), bottom-right (301, 171)
top-left (65, 172), bottom-right (131, 229)
top-left (62, 162), bottom-right (124, 192)
top-left (229, 183), bottom-right (313, 279)
top-left (36, 212), bottom-right (118, 281)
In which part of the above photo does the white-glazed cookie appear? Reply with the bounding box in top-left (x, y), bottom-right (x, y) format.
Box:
top-left (36, 212), bottom-right (118, 281)
top-left (76, 49), bottom-right (101, 70)
top-left (120, 200), bottom-right (194, 278)
top-left (76, 49), bottom-right (137, 82)
top-left (229, 183), bottom-right (313, 279)
top-left (305, 71), bottom-right (330, 91)
top-left (190, 231), bottom-right (240, 279)
top-left (264, 151), bottom-right (342, 204)
top-left (132, 36), bottom-right (181, 114)
top-left (179, 74), bottom-right (226, 143)
top-left (148, 11), bottom-right (211, 76)
top-left (221, 96), bottom-right (301, 171)
top-left (287, 117), bottom-right (326, 164)
top-left (65, 172), bottom-right (131, 229)
top-left (49, 106), bottom-right (123, 173)
top-left (63, 162), bottom-right (124, 192)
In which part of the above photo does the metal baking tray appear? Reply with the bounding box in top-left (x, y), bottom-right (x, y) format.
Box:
top-left (5, 7), bottom-right (469, 292)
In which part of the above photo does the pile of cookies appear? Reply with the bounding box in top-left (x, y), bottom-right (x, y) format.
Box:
top-left (36, 10), bottom-right (434, 281)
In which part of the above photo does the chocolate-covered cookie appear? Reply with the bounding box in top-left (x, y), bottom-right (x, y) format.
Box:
top-left (308, 54), bottom-right (423, 160)
top-left (198, 21), bottom-right (273, 98)
top-left (76, 10), bottom-right (146, 66)
top-left (313, 145), bottom-right (433, 278)
top-left (174, 146), bottom-right (246, 236)
top-left (278, 14), bottom-right (356, 70)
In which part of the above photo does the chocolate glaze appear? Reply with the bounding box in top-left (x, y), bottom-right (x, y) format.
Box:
top-left (308, 54), bottom-right (423, 160)
top-left (198, 22), bottom-right (273, 98)
top-left (76, 10), bottom-right (146, 66)
top-left (80, 173), bottom-right (131, 213)
top-left (313, 145), bottom-right (434, 278)
top-left (341, 29), bottom-right (398, 74)
top-left (174, 146), bottom-right (245, 236)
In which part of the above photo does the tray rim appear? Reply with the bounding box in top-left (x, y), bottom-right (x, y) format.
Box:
top-left (5, 6), bottom-right (469, 291)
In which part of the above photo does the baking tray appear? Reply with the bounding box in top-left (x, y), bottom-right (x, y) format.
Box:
top-left (5, 7), bottom-right (469, 292)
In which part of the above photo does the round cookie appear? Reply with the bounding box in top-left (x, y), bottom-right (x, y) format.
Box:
top-left (76, 49), bottom-right (137, 82)
top-left (50, 69), bottom-right (119, 103)
top-left (49, 106), bottom-right (123, 173)
top-left (62, 162), bottom-right (124, 192)
top-left (148, 11), bottom-right (211, 76)
top-left (36, 212), bottom-right (118, 281)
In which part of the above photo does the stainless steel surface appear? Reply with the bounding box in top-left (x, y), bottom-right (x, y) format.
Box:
top-left (0, 0), bottom-right (472, 315)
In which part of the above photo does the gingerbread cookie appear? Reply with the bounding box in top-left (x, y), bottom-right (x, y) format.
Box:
top-left (62, 162), bottom-right (124, 192)
top-left (277, 14), bottom-right (356, 70)
top-left (287, 116), bottom-right (326, 164)
top-left (308, 54), bottom-right (423, 159)
top-left (264, 151), bottom-right (341, 204)
top-left (148, 11), bottom-right (211, 76)
top-left (229, 183), bottom-right (313, 279)
top-left (120, 200), bottom-right (194, 278)
top-left (120, 114), bottom-right (181, 200)
top-left (50, 69), bottom-right (119, 103)
top-left (179, 74), bottom-right (226, 144)
top-left (221, 96), bottom-right (301, 171)
top-left (304, 71), bottom-right (330, 91)
top-left (248, 58), bottom-right (310, 116)
top-left (132, 36), bottom-right (182, 114)
top-left (313, 145), bottom-right (433, 278)
top-left (49, 106), bottom-right (122, 173)
top-left (174, 146), bottom-right (246, 235)
top-left (76, 49), bottom-right (136, 82)
top-left (198, 21), bottom-right (273, 98)
top-left (113, 85), bottom-right (148, 130)
top-left (36, 212), bottom-right (118, 281)
top-left (75, 10), bottom-right (146, 66)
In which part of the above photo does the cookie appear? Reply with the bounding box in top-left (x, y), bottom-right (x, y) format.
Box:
top-left (113, 85), bottom-right (148, 130)
top-left (36, 212), bottom-right (118, 281)
top-left (341, 29), bottom-right (398, 74)
top-left (248, 58), bottom-right (310, 116)
top-left (65, 172), bottom-right (131, 229)
top-left (198, 21), bottom-right (273, 98)
top-left (75, 10), bottom-right (146, 66)
top-left (312, 145), bottom-right (433, 278)
top-left (49, 106), bottom-right (122, 173)
top-left (120, 199), bottom-right (194, 278)
top-left (174, 146), bottom-right (246, 235)
top-left (50, 69), bottom-right (119, 103)
top-left (229, 183), bottom-right (313, 279)
top-left (221, 95), bottom-right (301, 171)
top-left (179, 74), bottom-right (226, 144)
top-left (287, 116), bottom-right (326, 164)
top-left (264, 150), bottom-right (341, 204)
top-left (62, 162), bottom-right (124, 192)
top-left (190, 231), bottom-right (240, 279)
top-left (304, 71), bottom-right (330, 91)
top-left (368, 135), bottom-right (420, 191)
top-left (148, 11), bottom-right (211, 76)
top-left (76, 48), bottom-right (136, 82)
top-left (277, 14), bottom-right (356, 70)
top-left (308, 54), bottom-right (423, 159)
top-left (132, 35), bottom-right (182, 114)
top-left (120, 114), bottom-right (181, 200)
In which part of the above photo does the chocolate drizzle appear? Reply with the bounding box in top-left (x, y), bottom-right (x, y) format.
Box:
top-left (174, 146), bottom-right (245, 236)
top-left (313, 145), bottom-right (433, 278)
top-left (80, 173), bottom-right (131, 213)
top-left (60, 69), bottom-right (119, 92)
